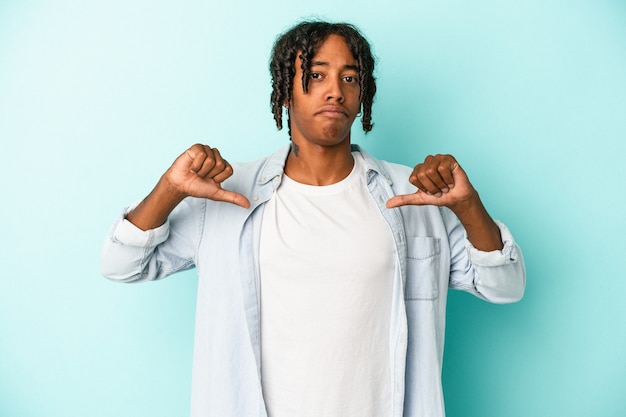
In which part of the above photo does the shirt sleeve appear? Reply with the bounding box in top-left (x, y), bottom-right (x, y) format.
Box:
top-left (100, 199), bottom-right (201, 283)
top-left (445, 208), bottom-right (526, 303)
top-left (111, 213), bottom-right (170, 248)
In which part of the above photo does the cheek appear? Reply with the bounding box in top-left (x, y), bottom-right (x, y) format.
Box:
top-left (290, 96), bottom-right (315, 119)
top-left (347, 89), bottom-right (361, 108)
top-left (288, 104), bottom-right (314, 134)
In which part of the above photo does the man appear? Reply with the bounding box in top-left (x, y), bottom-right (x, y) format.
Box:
top-left (101, 20), bottom-right (525, 417)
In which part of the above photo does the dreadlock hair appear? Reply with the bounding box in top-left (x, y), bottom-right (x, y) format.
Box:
top-left (269, 20), bottom-right (377, 138)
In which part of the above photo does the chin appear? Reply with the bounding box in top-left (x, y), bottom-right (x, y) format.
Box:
top-left (321, 126), bottom-right (351, 142)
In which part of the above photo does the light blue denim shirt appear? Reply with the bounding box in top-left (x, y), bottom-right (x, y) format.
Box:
top-left (101, 144), bottom-right (525, 417)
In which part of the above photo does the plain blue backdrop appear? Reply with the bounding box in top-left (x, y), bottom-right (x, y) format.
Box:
top-left (1, 0), bottom-right (625, 416)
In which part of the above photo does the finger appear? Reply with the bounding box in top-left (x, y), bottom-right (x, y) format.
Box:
top-left (212, 188), bottom-right (251, 209)
top-left (194, 146), bottom-right (219, 177)
top-left (204, 148), bottom-right (230, 179)
top-left (413, 169), bottom-right (445, 197)
top-left (408, 163), bottom-right (425, 189)
top-left (437, 157), bottom-right (457, 189)
top-left (428, 155), bottom-right (459, 188)
top-left (212, 159), bottom-right (234, 183)
top-left (185, 144), bottom-right (211, 174)
top-left (411, 155), bottom-right (455, 196)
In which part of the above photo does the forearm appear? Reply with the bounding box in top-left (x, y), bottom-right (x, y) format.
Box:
top-left (451, 192), bottom-right (503, 252)
top-left (126, 175), bottom-right (187, 231)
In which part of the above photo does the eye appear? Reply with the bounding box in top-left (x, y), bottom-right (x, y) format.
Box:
top-left (344, 75), bottom-right (358, 83)
top-left (310, 72), bottom-right (322, 80)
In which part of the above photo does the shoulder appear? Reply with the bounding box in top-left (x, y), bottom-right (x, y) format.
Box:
top-left (379, 160), bottom-right (413, 177)
top-left (354, 146), bottom-right (416, 194)
top-left (231, 145), bottom-right (289, 178)
top-left (221, 145), bottom-right (290, 195)
top-left (353, 145), bottom-right (413, 179)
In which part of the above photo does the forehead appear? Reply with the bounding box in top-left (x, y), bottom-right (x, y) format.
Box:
top-left (310, 34), bottom-right (357, 64)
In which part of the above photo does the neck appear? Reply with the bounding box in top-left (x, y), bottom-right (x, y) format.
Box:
top-left (284, 140), bottom-right (354, 186)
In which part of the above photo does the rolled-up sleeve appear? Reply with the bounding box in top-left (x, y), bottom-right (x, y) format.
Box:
top-left (466, 221), bottom-right (526, 303)
top-left (111, 215), bottom-right (170, 248)
top-left (100, 198), bottom-right (201, 283)
top-left (445, 205), bottom-right (526, 304)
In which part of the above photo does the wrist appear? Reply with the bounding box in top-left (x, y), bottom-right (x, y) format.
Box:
top-left (159, 173), bottom-right (188, 204)
top-left (452, 193), bottom-right (503, 251)
top-left (449, 189), bottom-right (481, 219)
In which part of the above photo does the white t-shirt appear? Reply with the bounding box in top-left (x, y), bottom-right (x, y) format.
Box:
top-left (259, 153), bottom-right (396, 417)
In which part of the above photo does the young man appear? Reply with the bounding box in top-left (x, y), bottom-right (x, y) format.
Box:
top-left (101, 21), bottom-right (525, 417)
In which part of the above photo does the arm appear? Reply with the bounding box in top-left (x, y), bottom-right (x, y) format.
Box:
top-left (128, 144), bottom-right (250, 230)
top-left (387, 154), bottom-right (525, 302)
top-left (100, 144), bottom-right (250, 282)
top-left (386, 154), bottom-right (501, 251)
top-left (444, 208), bottom-right (526, 303)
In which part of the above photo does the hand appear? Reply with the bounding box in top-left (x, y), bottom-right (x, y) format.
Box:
top-left (387, 154), bottom-right (504, 251)
top-left (164, 144), bottom-right (250, 208)
top-left (386, 154), bottom-right (476, 214)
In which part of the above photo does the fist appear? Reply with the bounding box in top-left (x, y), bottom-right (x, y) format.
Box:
top-left (386, 154), bottom-right (476, 211)
top-left (164, 144), bottom-right (250, 208)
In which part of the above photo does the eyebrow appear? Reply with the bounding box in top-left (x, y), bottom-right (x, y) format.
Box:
top-left (310, 60), bottom-right (359, 71)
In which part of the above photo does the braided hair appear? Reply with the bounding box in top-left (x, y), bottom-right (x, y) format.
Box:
top-left (269, 21), bottom-right (376, 137)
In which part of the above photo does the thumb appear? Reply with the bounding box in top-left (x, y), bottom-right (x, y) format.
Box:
top-left (386, 191), bottom-right (435, 209)
top-left (211, 188), bottom-right (251, 209)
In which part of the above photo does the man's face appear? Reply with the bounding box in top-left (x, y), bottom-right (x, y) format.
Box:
top-left (289, 34), bottom-right (361, 149)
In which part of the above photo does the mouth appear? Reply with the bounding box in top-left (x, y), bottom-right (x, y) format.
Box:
top-left (316, 106), bottom-right (348, 119)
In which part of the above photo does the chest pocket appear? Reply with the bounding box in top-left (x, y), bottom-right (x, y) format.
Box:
top-left (405, 236), bottom-right (441, 300)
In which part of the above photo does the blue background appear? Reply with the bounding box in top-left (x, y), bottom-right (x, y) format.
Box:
top-left (1, 0), bottom-right (625, 416)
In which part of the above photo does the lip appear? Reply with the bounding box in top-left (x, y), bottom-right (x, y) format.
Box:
top-left (316, 105), bottom-right (348, 118)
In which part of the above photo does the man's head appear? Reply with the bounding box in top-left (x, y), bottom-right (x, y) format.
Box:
top-left (270, 21), bottom-right (376, 138)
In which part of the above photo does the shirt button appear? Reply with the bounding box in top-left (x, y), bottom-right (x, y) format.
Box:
top-left (253, 195), bottom-right (259, 201)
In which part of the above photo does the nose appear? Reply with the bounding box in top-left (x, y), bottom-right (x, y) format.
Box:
top-left (326, 76), bottom-right (344, 103)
